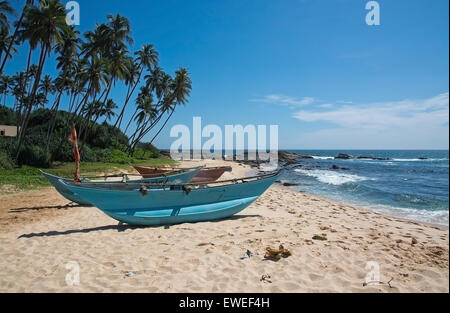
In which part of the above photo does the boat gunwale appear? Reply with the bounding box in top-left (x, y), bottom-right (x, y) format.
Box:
top-left (39, 166), bottom-right (204, 181)
top-left (60, 169), bottom-right (282, 193)
top-left (132, 164), bottom-right (232, 172)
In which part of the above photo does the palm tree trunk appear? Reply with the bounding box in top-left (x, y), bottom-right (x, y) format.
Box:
top-left (78, 90), bottom-right (98, 140)
top-left (129, 112), bottom-right (164, 153)
top-left (113, 83), bottom-right (132, 128)
top-left (15, 44), bottom-right (48, 161)
top-left (123, 107), bottom-right (138, 134)
top-left (16, 47), bottom-right (33, 132)
top-left (149, 109), bottom-right (174, 144)
top-left (114, 66), bottom-right (144, 129)
top-left (0, 2), bottom-right (28, 74)
top-left (45, 89), bottom-right (63, 152)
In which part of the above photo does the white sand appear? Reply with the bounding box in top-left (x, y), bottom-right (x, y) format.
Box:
top-left (0, 160), bottom-right (448, 292)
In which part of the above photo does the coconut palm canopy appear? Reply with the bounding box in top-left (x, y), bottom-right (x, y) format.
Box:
top-left (0, 0), bottom-right (191, 162)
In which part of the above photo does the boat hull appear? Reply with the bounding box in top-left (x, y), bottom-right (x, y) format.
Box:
top-left (40, 167), bottom-right (201, 205)
top-left (189, 166), bottom-right (232, 183)
top-left (133, 165), bottom-right (231, 182)
top-left (131, 165), bottom-right (170, 178)
top-left (102, 196), bottom-right (258, 225)
top-left (61, 171), bottom-right (281, 225)
top-left (40, 171), bottom-right (93, 206)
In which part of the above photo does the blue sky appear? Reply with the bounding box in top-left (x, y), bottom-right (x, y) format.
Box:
top-left (4, 0), bottom-right (449, 149)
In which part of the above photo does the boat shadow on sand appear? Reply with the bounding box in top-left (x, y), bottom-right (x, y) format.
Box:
top-left (9, 202), bottom-right (84, 213)
top-left (17, 214), bottom-right (261, 239)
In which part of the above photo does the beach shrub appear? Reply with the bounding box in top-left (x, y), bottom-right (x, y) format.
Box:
top-left (0, 106), bottom-right (17, 125)
top-left (79, 144), bottom-right (98, 162)
top-left (17, 145), bottom-right (51, 168)
top-left (99, 148), bottom-right (133, 164)
top-left (134, 142), bottom-right (160, 159)
top-left (0, 151), bottom-right (14, 170)
top-left (50, 140), bottom-right (74, 162)
top-left (0, 136), bottom-right (16, 155)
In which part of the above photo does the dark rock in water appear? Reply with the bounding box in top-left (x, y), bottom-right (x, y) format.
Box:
top-left (278, 151), bottom-right (314, 163)
top-left (331, 164), bottom-right (350, 170)
top-left (284, 159), bottom-right (298, 165)
top-left (418, 157), bottom-right (428, 160)
top-left (335, 153), bottom-right (354, 159)
top-left (356, 155), bottom-right (391, 161)
top-left (357, 155), bottom-right (374, 159)
top-left (282, 182), bottom-right (300, 186)
top-left (278, 151), bottom-right (299, 160)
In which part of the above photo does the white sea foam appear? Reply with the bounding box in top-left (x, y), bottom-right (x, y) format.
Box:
top-left (294, 169), bottom-right (370, 185)
top-left (364, 204), bottom-right (449, 226)
top-left (391, 158), bottom-right (449, 162)
top-left (311, 156), bottom-right (334, 160)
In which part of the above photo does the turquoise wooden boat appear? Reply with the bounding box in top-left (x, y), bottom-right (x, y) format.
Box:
top-left (60, 170), bottom-right (281, 225)
top-left (40, 166), bottom-right (202, 206)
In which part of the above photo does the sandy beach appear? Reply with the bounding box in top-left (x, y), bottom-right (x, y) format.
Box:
top-left (0, 160), bottom-right (448, 293)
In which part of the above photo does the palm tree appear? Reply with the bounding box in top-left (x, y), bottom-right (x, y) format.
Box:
top-left (0, 1), bottom-right (15, 31)
top-left (76, 55), bottom-right (108, 140)
top-left (0, 26), bottom-right (17, 62)
top-left (101, 47), bottom-right (130, 106)
top-left (128, 68), bottom-right (177, 150)
top-left (149, 67), bottom-right (191, 144)
top-left (114, 43), bottom-right (158, 129)
top-left (0, 74), bottom-right (10, 106)
top-left (15, 0), bottom-right (70, 160)
top-left (81, 25), bottom-right (109, 59)
top-left (38, 74), bottom-right (54, 98)
top-left (132, 95), bottom-right (156, 142)
top-left (10, 71), bottom-right (26, 114)
top-left (45, 26), bottom-right (80, 151)
top-left (104, 14), bottom-right (133, 53)
top-left (124, 84), bottom-right (150, 134)
top-left (0, 0), bottom-right (31, 74)
top-left (95, 98), bottom-right (117, 123)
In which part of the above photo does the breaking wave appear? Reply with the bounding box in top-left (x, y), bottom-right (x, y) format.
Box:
top-left (294, 169), bottom-right (371, 185)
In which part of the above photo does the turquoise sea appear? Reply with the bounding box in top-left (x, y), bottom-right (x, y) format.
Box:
top-left (281, 150), bottom-right (449, 226)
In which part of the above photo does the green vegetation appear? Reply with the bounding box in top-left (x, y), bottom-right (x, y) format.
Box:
top-left (0, 107), bottom-right (165, 168)
top-left (0, 158), bottom-right (176, 190)
top-left (0, 0), bottom-right (191, 174)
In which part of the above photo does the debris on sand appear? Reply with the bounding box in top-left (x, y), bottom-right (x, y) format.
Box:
top-left (312, 234), bottom-right (328, 241)
top-left (264, 245), bottom-right (292, 261)
top-left (260, 274), bottom-right (272, 283)
top-left (240, 249), bottom-right (253, 260)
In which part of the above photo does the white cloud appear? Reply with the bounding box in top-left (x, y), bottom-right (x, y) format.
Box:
top-left (293, 92), bottom-right (449, 129)
top-left (251, 94), bottom-right (316, 107)
top-left (318, 103), bottom-right (335, 108)
top-left (291, 92), bottom-right (449, 149)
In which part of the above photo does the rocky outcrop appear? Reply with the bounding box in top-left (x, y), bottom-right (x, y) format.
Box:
top-left (335, 153), bottom-right (391, 161)
top-left (356, 155), bottom-right (391, 161)
top-left (335, 153), bottom-right (354, 159)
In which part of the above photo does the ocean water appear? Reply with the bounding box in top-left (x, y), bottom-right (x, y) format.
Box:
top-left (281, 150), bottom-right (449, 226)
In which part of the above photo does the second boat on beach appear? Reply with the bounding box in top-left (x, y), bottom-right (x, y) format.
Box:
top-left (132, 164), bottom-right (232, 182)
